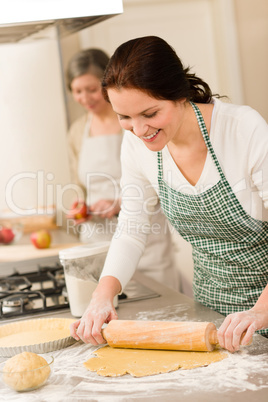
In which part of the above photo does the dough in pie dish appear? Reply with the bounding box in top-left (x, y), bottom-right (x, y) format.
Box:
top-left (2, 352), bottom-right (51, 392)
top-left (84, 346), bottom-right (228, 377)
top-left (0, 318), bottom-right (76, 356)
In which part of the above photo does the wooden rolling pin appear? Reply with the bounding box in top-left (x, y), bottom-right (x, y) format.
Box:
top-left (102, 320), bottom-right (247, 352)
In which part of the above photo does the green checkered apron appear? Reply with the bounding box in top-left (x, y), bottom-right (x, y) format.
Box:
top-left (157, 102), bottom-right (268, 336)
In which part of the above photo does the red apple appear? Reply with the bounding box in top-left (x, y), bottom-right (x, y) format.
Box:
top-left (30, 230), bottom-right (51, 249)
top-left (67, 200), bottom-right (88, 220)
top-left (0, 227), bottom-right (15, 244)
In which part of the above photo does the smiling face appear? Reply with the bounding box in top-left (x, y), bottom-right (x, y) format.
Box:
top-left (107, 88), bottom-right (187, 151)
top-left (71, 73), bottom-right (108, 114)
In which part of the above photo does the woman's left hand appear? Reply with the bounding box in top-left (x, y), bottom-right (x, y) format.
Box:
top-left (217, 307), bottom-right (268, 353)
top-left (89, 199), bottom-right (121, 219)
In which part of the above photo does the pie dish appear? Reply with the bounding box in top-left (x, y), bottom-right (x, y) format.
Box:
top-left (0, 317), bottom-right (76, 357)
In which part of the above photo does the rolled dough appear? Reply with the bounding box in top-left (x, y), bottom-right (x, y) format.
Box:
top-left (84, 346), bottom-right (228, 377)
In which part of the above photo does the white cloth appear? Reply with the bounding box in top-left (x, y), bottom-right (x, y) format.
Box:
top-left (100, 98), bottom-right (268, 290)
top-left (76, 116), bottom-right (178, 289)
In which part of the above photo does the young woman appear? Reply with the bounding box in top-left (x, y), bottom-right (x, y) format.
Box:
top-left (70, 37), bottom-right (268, 353)
top-left (66, 47), bottom-right (178, 286)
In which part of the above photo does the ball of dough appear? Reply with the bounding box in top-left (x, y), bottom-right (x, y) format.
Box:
top-left (3, 352), bottom-right (51, 392)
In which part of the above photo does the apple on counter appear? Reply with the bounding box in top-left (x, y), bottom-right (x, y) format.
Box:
top-left (0, 227), bottom-right (15, 244)
top-left (30, 230), bottom-right (51, 249)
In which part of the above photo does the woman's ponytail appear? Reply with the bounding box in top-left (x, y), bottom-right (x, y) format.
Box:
top-left (184, 67), bottom-right (213, 103)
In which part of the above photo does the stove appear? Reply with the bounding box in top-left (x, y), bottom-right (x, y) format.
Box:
top-left (0, 258), bottom-right (160, 322)
top-left (0, 263), bottom-right (69, 320)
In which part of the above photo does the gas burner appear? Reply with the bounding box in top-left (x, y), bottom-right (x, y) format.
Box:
top-left (0, 291), bottom-right (40, 315)
top-left (0, 276), bottom-right (32, 292)
top-left (1, 293), bottom-right (30, 313)
top-left (0, 283), bottom-right (14, 292)
top-left (2, 294), bottom-right (29, 308)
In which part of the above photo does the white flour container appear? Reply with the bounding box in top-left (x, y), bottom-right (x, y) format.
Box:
top-left (59, 241), bottom-right (117, 317)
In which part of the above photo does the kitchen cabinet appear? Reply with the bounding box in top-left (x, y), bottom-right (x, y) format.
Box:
top-left (0, 272), bottom-right (267, 401)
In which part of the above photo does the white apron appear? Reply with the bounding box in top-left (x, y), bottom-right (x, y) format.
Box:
top-left (78, 116), bottom-right (179, 289)
top-left (78, 116), bottom-right (122, 243)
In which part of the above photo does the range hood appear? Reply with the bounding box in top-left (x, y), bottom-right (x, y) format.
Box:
top-left (0, 0), bottom-right (123, 43)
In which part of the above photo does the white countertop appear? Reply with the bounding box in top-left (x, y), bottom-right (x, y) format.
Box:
top-left (0, 272), bottom-right (268, 402)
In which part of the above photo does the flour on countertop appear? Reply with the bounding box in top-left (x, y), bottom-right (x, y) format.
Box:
top-left (2, 343), bottom-right (267, 402)
top-left (135, 303), bottom-right (191, 321)
top-left (1, 305), bottom-right (268, 402)
top-left (135, 303), bottom-right (225, 328)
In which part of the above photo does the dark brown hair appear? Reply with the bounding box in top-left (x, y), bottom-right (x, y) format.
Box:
top-left (66, 48), bottom-right (110, 91)
top-left (102, 36), bottom-right (215, 103)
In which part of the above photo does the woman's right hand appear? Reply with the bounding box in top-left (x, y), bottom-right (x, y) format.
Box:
top-left (69, 276), bottom-right (121, 344)
top-left (66, 199), bottom-right (91, 226)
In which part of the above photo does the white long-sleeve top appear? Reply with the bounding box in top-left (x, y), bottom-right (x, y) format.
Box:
top-left (101, 98), bottom-right (268, 290)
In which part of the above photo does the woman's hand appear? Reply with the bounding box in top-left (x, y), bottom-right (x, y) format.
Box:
top-left (89, 199), bottom-right (121, 219)
top-left (218, 284), bottom-right (268, 353)
top-left (66, 199), bottom-right (91, 225)
top-left (70, 276), bottom-right (121, 344)
top-left (217, 306), bottom-right (268, 353)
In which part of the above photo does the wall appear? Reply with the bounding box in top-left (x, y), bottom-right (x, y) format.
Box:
top-left (65, 0), bottom-right (268, 124)
top-left (63, 0), bottom-right (245, 127)
top-left (59, 34), bottom-right (82, 126)
top-left (234, 0), bottom-right (268, 121)
top-left (0, 37), bottom-right (70, 218)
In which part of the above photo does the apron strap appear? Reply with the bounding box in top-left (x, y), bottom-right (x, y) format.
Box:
top-left (157, 150), bottom-right (163, 179)
top-left (158, 101), bottom-right (230, 186)
top-left (190, 102), bottom-right (226, 183)
top-left (82, 114), bottom-right (92, 141)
